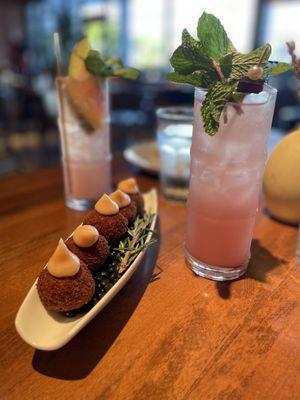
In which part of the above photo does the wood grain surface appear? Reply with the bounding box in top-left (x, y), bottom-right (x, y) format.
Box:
top-left (0, 157), bottom-right (299, 400)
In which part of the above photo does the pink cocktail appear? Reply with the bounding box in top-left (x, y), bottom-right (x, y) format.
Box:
top-left (185, 86), bottom-right (277, 280)
top-left (57, 77), bottom-right (111, 211)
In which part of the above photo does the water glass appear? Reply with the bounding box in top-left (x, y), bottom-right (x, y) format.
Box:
top-left (156, 107), bottom-right (193, 201)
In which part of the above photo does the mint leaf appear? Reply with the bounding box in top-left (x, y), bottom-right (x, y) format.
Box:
top-left (197, 12), bottom-right (230, 61)
top-left (263, 62), bottom-right (293, 77)
top-left (230, 44), bottom-right (271, 80)
top-left (104, 57), bottom-right (123, 67)
top-left (170, 29), bottom-right (212, 74)
top-left (167, 71), bottom-right (213, 88)
top-left (181, 29), bottom-right (213, 70)
top-left (85, 50), bottom-right (140, 80)
top-left (170, 45), bottom-right (197, 74)
top-left (112, 67), bottom-right (140, 80)
top-left (219, 53), bottom-right (233, 78)
top-left (85, 50), bottom-right (106, 74)
top-left (201, 81), bottom-right (238, 135)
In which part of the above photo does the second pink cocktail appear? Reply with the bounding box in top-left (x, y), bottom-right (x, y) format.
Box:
top-left (185, 87), bottom-right (277, 280)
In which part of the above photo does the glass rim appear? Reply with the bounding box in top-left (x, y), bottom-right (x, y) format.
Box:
top-left (156, 106), bottom-right (194, 121)
top-left (194, 83), bottom-right (277, 106)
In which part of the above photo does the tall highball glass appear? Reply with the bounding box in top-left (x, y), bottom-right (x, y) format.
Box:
top-left (185, 85), bottom-right (277, 281)
top-left (56, 77), bottom-right (111, 211)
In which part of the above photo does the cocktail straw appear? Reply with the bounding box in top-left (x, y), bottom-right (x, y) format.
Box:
top-left (53, 32), bottom-right (73, 195)
top-left (54, 32), bottom-right (62, 76)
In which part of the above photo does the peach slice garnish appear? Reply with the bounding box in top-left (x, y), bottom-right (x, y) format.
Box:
top-left (67, 37), bottom-right (104, 130)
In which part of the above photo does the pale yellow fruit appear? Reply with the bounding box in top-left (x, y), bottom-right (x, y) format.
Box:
top-left (68, 37), bottom-right (90, 80)
top-left (67, 37), bottom-right (104, 130)
top-left (263, 129), bottom-right (300, 224)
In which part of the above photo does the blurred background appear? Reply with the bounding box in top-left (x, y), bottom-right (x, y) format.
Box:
top-left (0, 0), bottom-right (299, 175)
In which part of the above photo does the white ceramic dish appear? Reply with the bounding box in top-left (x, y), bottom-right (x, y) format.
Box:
top-left (15, 189), bottom-right (157, 351)
top-left (123, 140), bottom-right (159, 174)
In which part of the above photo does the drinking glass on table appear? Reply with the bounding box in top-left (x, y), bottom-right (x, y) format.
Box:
top-left (185, 86), bottom-right (277, 281)
top-left (156, 107), bottom-right (193, 201)
top-left (56, 76), bottom-right (111, 211)
top-left (54, 32), bottom-right (140, 211)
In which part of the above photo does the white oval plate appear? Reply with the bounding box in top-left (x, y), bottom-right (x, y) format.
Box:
top-left (123, 140), bottom-right (159, 174)
top-left (15, 189), bottom-right (157, 351)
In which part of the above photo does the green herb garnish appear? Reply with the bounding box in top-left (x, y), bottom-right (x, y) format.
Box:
top-left (168, 12), bottom-right (293, 135)
top-left (85, 50), bottom-right (140, 80)
top-left (111, 212), bottom-right (156, 274)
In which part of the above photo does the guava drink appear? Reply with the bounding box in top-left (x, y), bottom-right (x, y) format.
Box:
top-left (57, 77), bottom-right (111, 210)
top-left (185, 87), bottom-right (277, 274)
top-left (167, 12), bottom-right (290, 280)
top-left (63, 158), bottom-right (111, 200)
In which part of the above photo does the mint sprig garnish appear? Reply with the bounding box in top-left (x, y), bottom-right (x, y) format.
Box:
top-left (168, 12), bottom-right (293, 135)
top-left (85, 50), bottom-right (140, 80)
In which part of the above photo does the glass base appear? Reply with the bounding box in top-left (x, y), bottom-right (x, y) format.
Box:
top-left (162, 190), bottom-right (188, 203)
top-left (160, 176), bottom-right (189, 202)
top-left (66, 198), bottom-right (96, 211)
top-left (184, 247), bottom-right (248, 281)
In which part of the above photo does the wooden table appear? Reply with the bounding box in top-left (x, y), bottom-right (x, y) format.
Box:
top-left (0, 158), bottom-right (299, 400)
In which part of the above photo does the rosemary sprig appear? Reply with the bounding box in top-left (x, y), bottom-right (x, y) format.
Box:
top-left (287, 41), bottom-right (300, 80)
top-left (112, 212), bottom-right (156, 274)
